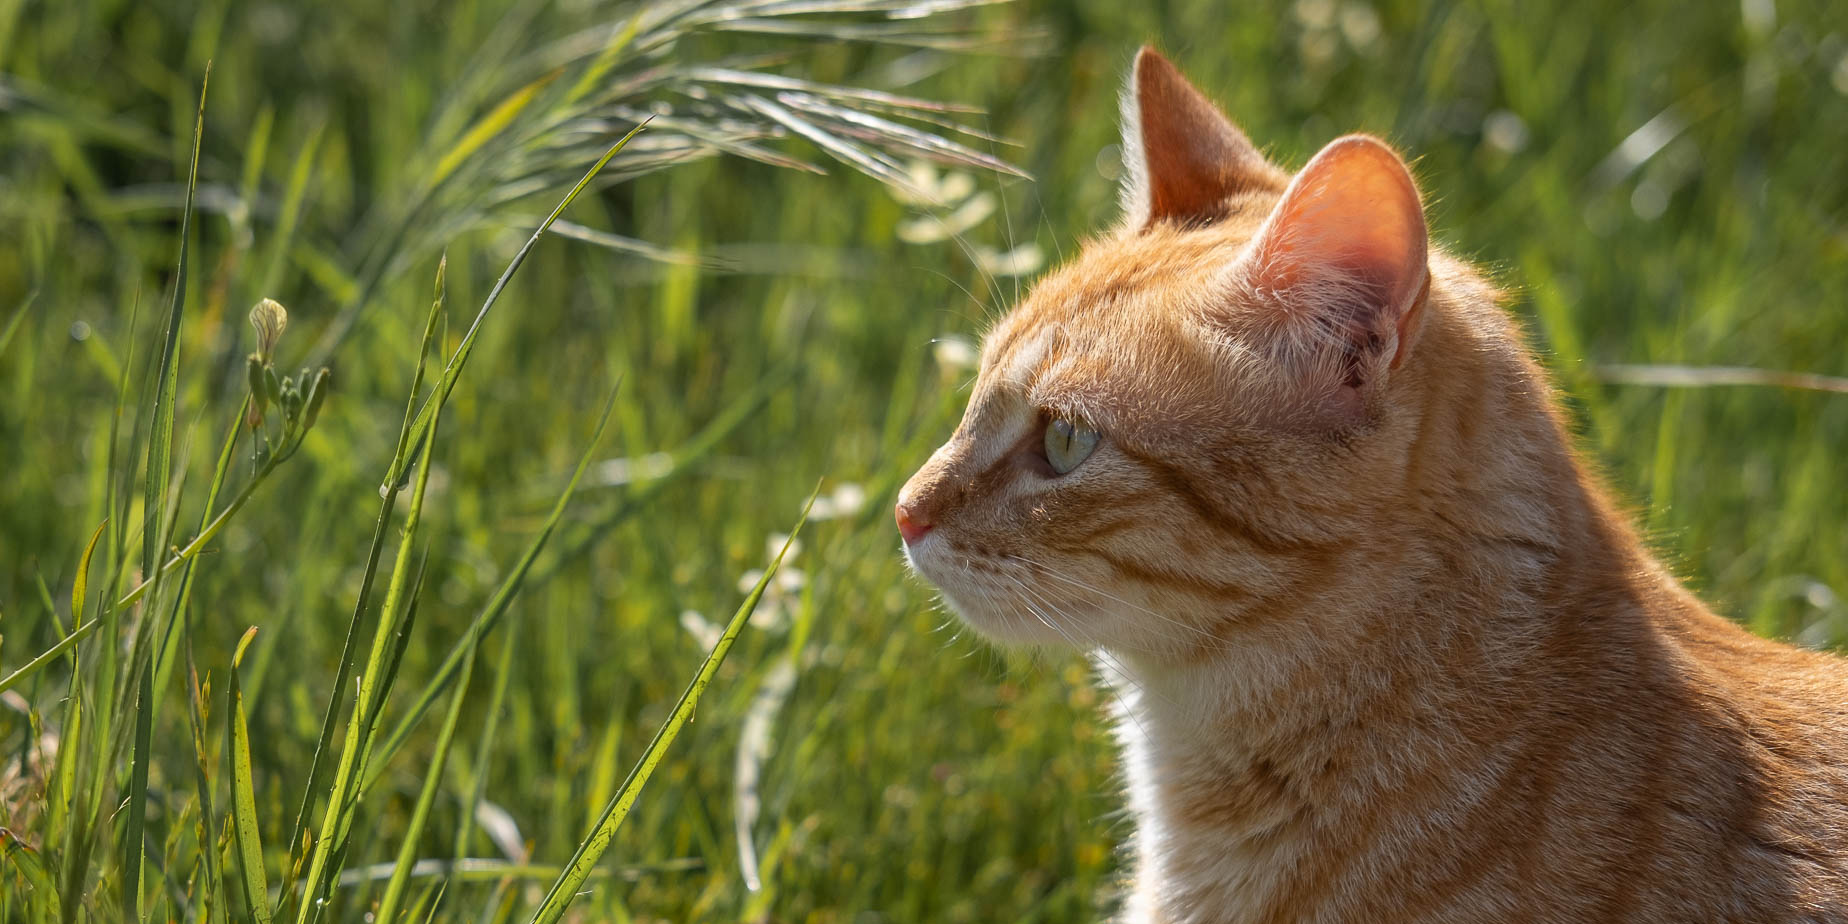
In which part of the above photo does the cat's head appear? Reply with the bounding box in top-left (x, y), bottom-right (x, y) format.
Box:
top-left (898, 48), bottom-right (1464, 660)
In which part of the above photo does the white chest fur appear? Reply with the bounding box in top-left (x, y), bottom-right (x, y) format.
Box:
top-left (1100, 655), bottom-right (1300, 924)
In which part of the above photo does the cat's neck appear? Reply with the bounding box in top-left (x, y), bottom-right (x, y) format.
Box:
top-left (1098, 299), bottom-right (1680, 922)
top-left (1099, 495), bottom-right (1662, 924)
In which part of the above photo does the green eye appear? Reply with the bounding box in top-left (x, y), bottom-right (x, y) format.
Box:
top-left (1043, 416), bottom-right (1100, 475)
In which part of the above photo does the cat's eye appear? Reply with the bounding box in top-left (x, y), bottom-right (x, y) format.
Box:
top-left (1043, 416), bottom-right (1101, 475)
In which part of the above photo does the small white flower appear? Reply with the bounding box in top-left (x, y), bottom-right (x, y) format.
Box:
top-left (1483, 110), bottom-right (1530, 155)
top-left (810, 482), bottom-right (868, 521)
top-left (975, 242), bottom-right (1045, 278)
top-left (733, 531), bottom-right (807, 633)
top-left (775, 566), bottom-right (806, 596)
top-left (1294, 0), bottom-right (1336, 29)
top-left (1338, 2), bottom-right (1381, 49)
top-left (749, 595), bottom-right (789, 631)
top-left (766, 533), bottom-right (801, 562)
top-left (933, 336), bottom-right (978, 376)
top-left (897, 191), bottom-right (996, 244)
top-left (894, 160), bottom-right (977, 208)
top-left (737, 569), bottom-right (765, 596)
top-left (679, 609), bottom-right (722, 650)
top-left (595, 451), bottom-right (673, 487)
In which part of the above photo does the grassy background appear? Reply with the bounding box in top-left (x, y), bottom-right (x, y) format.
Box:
top-left (2, 0), bottom-right (1846, 921)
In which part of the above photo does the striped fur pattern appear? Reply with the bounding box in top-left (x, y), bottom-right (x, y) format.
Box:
top-left (898, 47), bottom-right (1848, 923)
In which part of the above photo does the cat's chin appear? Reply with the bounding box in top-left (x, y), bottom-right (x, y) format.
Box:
top-left (940, 594), bottom-right (1087, 649)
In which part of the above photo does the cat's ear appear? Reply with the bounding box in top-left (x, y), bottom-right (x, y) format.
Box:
top-left (1234, 135), bottom-right (1430, 402)
top-left (1120, 47), bottom-right (1281, 228)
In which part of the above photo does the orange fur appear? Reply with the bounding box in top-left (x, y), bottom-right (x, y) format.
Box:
top-left (898, 47), bottom-right (1848, 923)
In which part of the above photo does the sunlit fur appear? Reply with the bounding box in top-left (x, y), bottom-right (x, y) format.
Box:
top-left (900, 48), bottom-right (1848, 923)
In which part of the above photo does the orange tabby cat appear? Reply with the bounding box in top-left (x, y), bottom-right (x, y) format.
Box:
top-left (897, 48), bottom-right (1848, 923)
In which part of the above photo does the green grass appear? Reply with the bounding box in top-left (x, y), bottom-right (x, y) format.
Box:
top-left (2, 0), bottom-right (1846, 921)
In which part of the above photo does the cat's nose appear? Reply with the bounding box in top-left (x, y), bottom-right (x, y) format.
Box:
top-left (895, 500), bottom-right (934, 544)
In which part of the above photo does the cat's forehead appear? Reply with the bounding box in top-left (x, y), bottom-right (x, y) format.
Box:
top-left (986, 223), bottom-right (1258, 358)
top-left (967, 223), bottom-right (1260, 440)
top-left (986, 229), bottom-right (1226, 359)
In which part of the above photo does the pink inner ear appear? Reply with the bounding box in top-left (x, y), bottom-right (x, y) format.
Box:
top-left (1246, 136), bottom-right (1429, 338)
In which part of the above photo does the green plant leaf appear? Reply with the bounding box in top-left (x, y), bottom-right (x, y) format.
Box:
top-left (229, 626), bottom-right (273, 924)
top-left (1, 827), bottom-right (63, 920)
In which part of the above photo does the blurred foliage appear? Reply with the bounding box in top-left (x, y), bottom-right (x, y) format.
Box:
top-left (2, 0), bottom-right (1846, 920)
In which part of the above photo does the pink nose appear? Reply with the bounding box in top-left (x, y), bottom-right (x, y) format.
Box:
top-left (895, 501), bottom-right (933, 544)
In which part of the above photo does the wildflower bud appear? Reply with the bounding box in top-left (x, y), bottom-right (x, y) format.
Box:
top-left (281, 378), bottom-right (302, 421)
top-left (302, 368), bottom-right (332, 429)
top-left (263, 364), bottom-right (282, 408)
top-left (246, 353), bottom-right (268, 418)
top-left (249, 298), bottom-right (288, 361)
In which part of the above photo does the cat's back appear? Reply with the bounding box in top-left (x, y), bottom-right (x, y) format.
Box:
top-left (1593, 584), bottom-right (1848, 921)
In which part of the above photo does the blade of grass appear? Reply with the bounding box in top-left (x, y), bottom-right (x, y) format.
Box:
top-left (527, 485), bottom-right (820, 924)
top-left (228, 627), bottom-right (273, 924)
top-left (70, 279), bottom-right (146, 924)
top-left (369, 552), bottom-right (431, 748)
top-left (0, 289), bottom-right (33, 360)
top-left (352, 553), bottom-right (430, 786)
top-left (144, 62), bottom-right (208, 586)
top-left (151, 397), bottom-right (246, 724)
top-left (276, 258), bottom-right (449, 924)
top-left (123, 662), bottom-right (154, 919)
top-left (42, 520), bottom-right (99, 908)
top-left (292, 285), bottom-right (451, 924)
top-left (32, 568), bottom-right (61, 638)
top-left (737, 94), bottom-right (919, 195)
top-left (452, 632), bottom-right (516, 865)
top-left (561, 12), bottom-right (642, 107)
top-left (372, 619), bottom-right (479, 924)
top-left (295, 420), bottom-right (441, 924)
top-left (365, 377), bottom-right (622, 785)
top-left (234, 104), bottom-right (273, 235)
top-left (182, 655), bottom-right (225, 924)
top-left (116, 446), bottom-right (193, 922)
top-left (84, 67), bottom-right (202, 909)
top-left (406, 882), bottom-right (443, 924)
